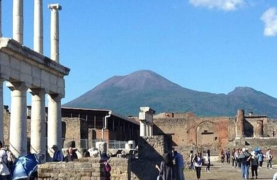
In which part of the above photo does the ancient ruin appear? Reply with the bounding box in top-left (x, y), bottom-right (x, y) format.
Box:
top-left (0, 0), bottom-right (70, 159)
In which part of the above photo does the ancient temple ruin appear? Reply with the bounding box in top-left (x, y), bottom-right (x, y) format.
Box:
top-left (0, 0), bottom-right (70, 158)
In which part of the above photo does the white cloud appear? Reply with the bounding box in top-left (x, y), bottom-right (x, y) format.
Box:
top-left (261, 8), bottom-right (277, 36)
top-left (189, 0), bottom-right (245, 11)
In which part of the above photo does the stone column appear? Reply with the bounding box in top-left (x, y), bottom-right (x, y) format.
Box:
top-left (0, 0), bottom-right (2, 37)
top-left (0, 79), bottom-right (4, 143)
top-left (13, 0), bottom-right (23, 44)
top-left (30, 88), bottom-right (46, 161)
top-left (236, 109), bottom-right (244, 138)
top-left (149, 123), bottom-right (153, 136)
top-left (7, 82), bottom-right (28, 157)
top-left (47, 94), bottom-right (62, 150)
top-left (256, 120), bottom-right (263, 137)
top-left (140, 121), bottom-right (146, 137)
top-left (48, 4), bottom-right (62, 63)
top-left (34, 0), bottom-right (43, 54)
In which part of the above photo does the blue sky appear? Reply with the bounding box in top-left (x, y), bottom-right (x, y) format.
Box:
top-left (2, 0), bottom-right (277, 106)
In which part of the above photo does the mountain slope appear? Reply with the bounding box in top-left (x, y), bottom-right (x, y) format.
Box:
top-left (64, 70), bottom-right (277, 118)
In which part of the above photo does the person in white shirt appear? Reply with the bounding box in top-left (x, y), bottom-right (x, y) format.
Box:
top-left (266, 148), bottom-right (273, 169)
top-left (0, 141), bottom-right (11, 180)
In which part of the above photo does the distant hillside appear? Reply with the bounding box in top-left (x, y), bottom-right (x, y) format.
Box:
top-left (64, 70), bottom-right (277, 118)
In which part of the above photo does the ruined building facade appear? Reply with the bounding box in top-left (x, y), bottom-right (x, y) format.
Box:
top-left (153, 109), bottom-right (277, 154)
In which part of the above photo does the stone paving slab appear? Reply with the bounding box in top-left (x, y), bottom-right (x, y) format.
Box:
top-left (184, 163), bottom-right (277, 180)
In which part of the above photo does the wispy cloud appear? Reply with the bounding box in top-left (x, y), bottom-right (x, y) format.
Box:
top-left (189, 0), bottom-right (245, 11)
top-left (261, 8), bottom-right (277, 36)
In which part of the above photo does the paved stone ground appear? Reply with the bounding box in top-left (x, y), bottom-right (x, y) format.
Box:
top-left (183, 162), bottom-right (277, 180)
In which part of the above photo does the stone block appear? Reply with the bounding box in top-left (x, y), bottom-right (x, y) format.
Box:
top-left (0, 52), bottom-right (10, 66)
top-left (21, 61), bottom-right (32, 75)
top-left (10, 56), bottom-right (20, 70)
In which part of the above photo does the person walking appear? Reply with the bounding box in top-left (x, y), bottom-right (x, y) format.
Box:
top-left (250, 151), bottom-right (259, 179)
top-left (156, 152), bottom-right (174, 180)
top-left (194, 152), bottom-right (202, 180)
top-left (189, 150), bottom-right (194, 172)
top-left (239, 148), bottom-right (251, 179)
top-left (173, 150), bottom-right (185, 180)
top-left (257, 150), bottom-right (264, 168)
top-left (266, 148), bottom-right (273, 169)
top-left (205, 149), bottom-right (211, 172)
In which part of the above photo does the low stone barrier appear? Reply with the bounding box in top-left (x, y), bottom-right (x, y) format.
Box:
top-left (38, 158), bottom-right (128, 180)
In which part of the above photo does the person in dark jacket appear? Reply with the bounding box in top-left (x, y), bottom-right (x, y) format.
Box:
top-left (250, 151), bottom-right (259, 179)
top-left (65, 147), bottom-right (78, 162)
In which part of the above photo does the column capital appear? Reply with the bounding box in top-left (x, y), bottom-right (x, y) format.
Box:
top-left (48, 4), bottom-right (62, 11)
top-left (29, 88), bottom-right (45, 95)
top-left (6, 82), bottom-right (28, 91)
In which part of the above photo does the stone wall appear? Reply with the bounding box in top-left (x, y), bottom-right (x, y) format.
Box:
top-left (38, 158), bottom-right (128, 180)
top-left (153, 116), bottom-right (231, 156)
top-left (38, 135), bottom-right (170, 180)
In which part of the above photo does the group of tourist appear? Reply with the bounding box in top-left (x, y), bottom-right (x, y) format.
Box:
top-left (155, 149), bottom-right (185, 180)
top-left (220, 147), bottom-right (274, 179)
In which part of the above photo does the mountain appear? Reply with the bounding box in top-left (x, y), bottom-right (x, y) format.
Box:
top-left (64, 70), bottom-right (277, 118)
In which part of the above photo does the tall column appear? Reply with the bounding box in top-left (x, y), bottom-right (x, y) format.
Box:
top-left (48, 4), bottom-right (62, 63)
top-left (0, 0), bottom-right (2, 37)
top-left (7, 82), bottom-right (28, 157)
top-left (236, 109), bottom-right (244, 138)
top-left (47, 94), bottom-right (62, 150)
top-left (139, 121), bottom-right (146, 137)
top-left (13, 0), bottom-right (23, 44)
top-left (30, 88), bottom-right (46, 161)
top-left (0, 79), bottom-right (4, 143)
top-left (34, 0), bottom-right (43, 54)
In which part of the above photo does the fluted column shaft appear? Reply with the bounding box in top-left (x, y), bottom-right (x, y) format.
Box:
top-left (7, 82), bottom-right (27, 157)
top-left (47, 94), bottom-right (62, 150)
top-left (34, 0), bottom-right (43, 54)
top-left (30, 88), bottom-right (46, 161)
top-left (48, 4), bottom-right (62, 63)
top-left (13, 0), bottom-right (23, 44)
top-left (140, 121), bottom-right (146, 137)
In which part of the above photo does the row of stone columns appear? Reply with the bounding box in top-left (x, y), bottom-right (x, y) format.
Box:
top-left (0, 0), bottom-right (63, 158)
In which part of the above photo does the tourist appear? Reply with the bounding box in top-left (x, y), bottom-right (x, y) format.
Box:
top-left (250, 151), bottom-right (259, 179)
top-left (221, 149), bottom-right (225, 163)
top-left (205, 149), bottom-right (211, 172)
top-left (51, 145), bottom-right (64, 162)
top-left (189, 150), bottom-right (194, 172)
top-left (99, 153), bottom-right (111, 180)
top-left (226, 148), bottom-right (231, 164)
top-left (266, 148), bottom-right (273, 169)
top-left (257, 149), bottom-right (264, 168)
top-left (173, 150), bottom-right (185, 180)
top-left (65, 147), bottom-right (78, 162)
top-left (193, 152), bottom-right (202, 180)
top-left (156, 152), bottom-right (173, 180)
top-left (0, 141), bottom-right (11, 180)
top-left (234, 149), bottom-right (239, 168)
top-left (237, 148), bottom-right (242, 168)
top-left (239, 148), bottom-right (251, 179)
